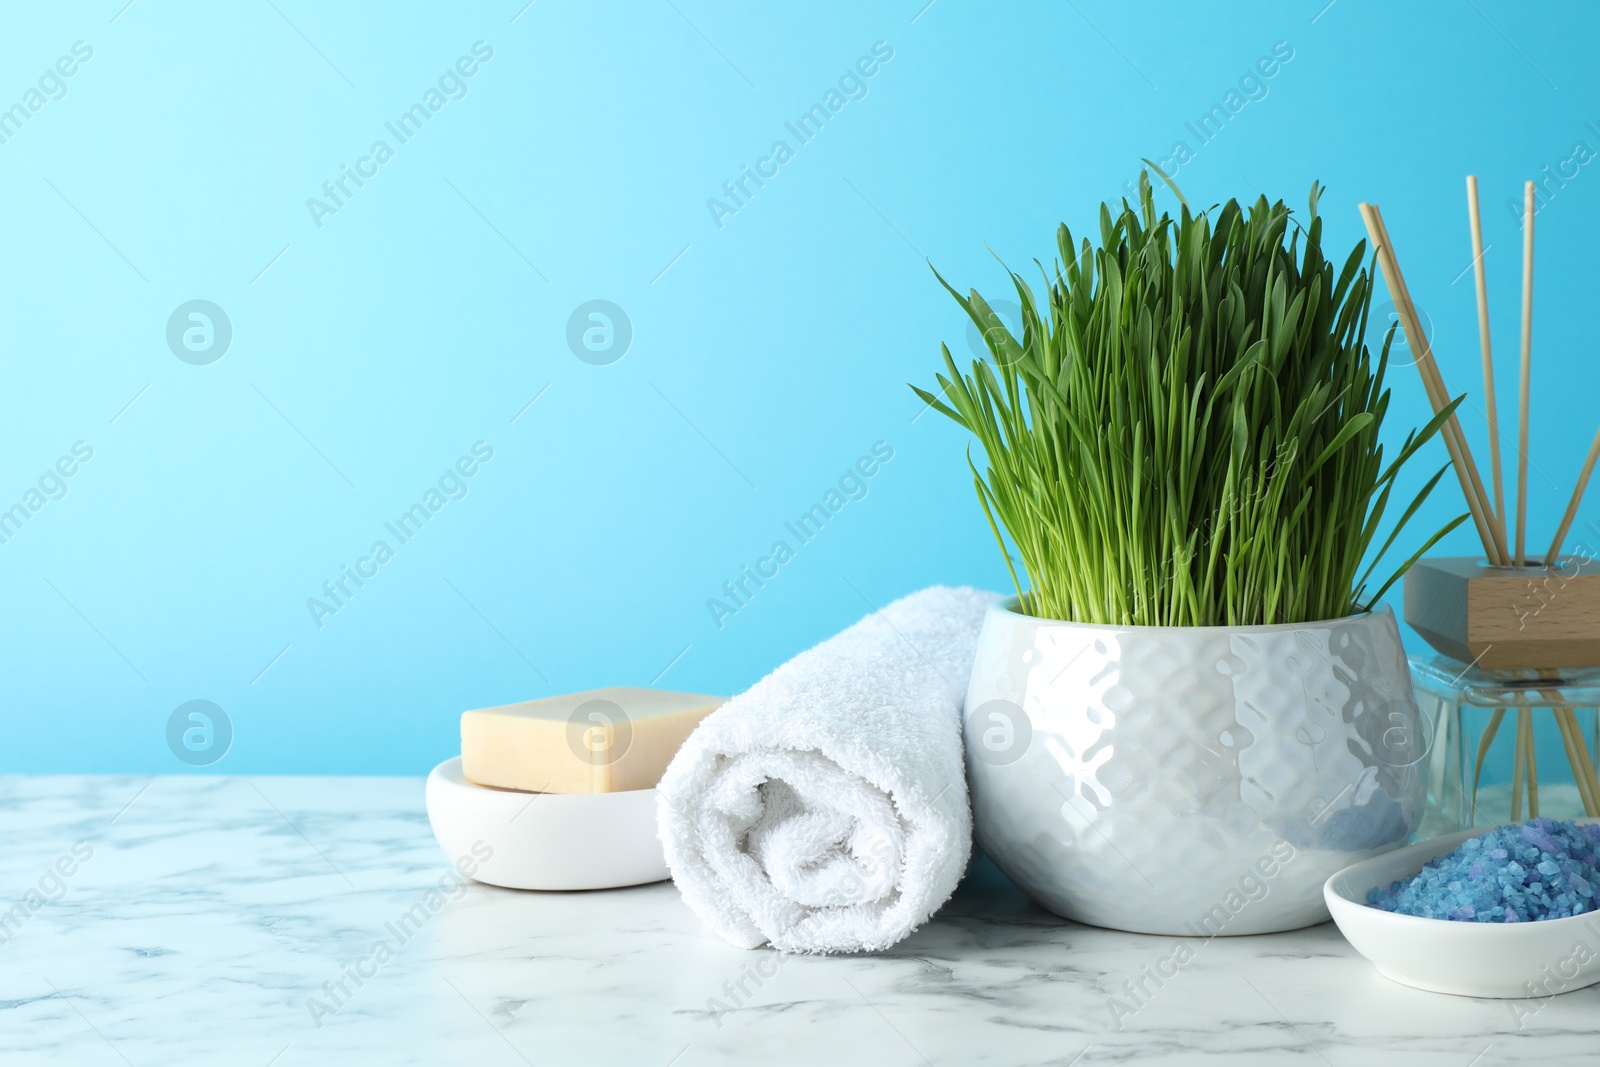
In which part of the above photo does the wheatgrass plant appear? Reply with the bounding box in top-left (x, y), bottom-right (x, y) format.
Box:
top-left (914, 174), bottom-right (1466, 627)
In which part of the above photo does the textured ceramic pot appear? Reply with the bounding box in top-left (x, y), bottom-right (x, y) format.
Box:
top-left (963, 599), bottom-right (1427, 935)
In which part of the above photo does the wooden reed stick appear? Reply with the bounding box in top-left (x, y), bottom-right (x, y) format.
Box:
top-left (1366, 204), bottom-right (1507, 564)
top-left (1525, 709), bottom-right (1540, 817)
top-left (1472, 707), bottom-right (1506, 816)
top-left (1572, 708), bottom-right (1600, 813)
top-left (1359, 204), bottom-right (1508, 564)
top-left (1517, 182), bottom-right (1536, 566)
top-left (1552, 708), bottom-right (1585, 814)
top-left (1554, 706), bottom-right (1600, 816)
top-left (1512, 708), bottom-right (1527, 820)
top-left (1466, 176), bottom-right (1507, 544)
top-left (1546, 427), bottom-right (1600, 564)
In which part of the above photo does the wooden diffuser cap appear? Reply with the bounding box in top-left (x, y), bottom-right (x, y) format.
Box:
top-left (1403, 555), bottom-right (1600, 670)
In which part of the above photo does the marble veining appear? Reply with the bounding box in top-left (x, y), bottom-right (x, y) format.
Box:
top-left (0, 774), bottom-right (1593, 1065)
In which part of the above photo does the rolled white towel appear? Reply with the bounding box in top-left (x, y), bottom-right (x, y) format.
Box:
top-left (657, 585), bottom-right (997, 954)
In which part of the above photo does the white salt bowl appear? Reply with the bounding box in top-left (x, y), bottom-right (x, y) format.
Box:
top-left (425, 757), bottom-right (669, 891)
top-left (1325, 821), bottom-right (1600, 998)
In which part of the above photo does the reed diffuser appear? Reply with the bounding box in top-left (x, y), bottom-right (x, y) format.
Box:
top-left (1367, 180), bottom-right (1600, 833)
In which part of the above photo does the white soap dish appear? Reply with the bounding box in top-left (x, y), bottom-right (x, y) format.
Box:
top-left (425, 757), bottom-right (669, 891)
top-left (1325, 822), bottom-right (1600, 999)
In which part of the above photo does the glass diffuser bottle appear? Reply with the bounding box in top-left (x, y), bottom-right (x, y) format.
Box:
top-left (1405, 555), bottom-right (1600, 837)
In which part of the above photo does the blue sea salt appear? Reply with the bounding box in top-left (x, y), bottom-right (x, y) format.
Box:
top-left (1368, 817), bottom-right (1600, 923)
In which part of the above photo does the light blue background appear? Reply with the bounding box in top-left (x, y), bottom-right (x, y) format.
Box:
top-left (2, 0), bottom-right (1596, 774)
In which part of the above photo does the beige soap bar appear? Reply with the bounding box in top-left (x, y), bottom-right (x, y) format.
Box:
top-left (460, 686), bottom-right (724, 794)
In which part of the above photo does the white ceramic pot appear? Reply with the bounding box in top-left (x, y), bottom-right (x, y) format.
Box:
top-left (963, 599), bottom-right (1427, 935)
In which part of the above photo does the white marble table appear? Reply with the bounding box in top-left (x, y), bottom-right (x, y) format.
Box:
top-left (2, 775), bottom-right (1592, 1066)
